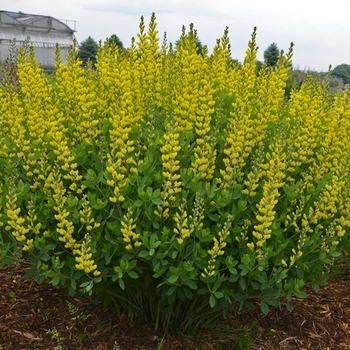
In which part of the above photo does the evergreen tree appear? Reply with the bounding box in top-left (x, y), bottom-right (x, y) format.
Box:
top-left (78, 36), bottom-right (98, 66)
top-left (108, 34), bottom-right (124, 50)
top-left (264, 42), bottom-right (279, 67)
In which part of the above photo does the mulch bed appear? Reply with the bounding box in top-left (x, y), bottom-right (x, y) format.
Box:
top-left (1, 263), bottom-right (350, 349)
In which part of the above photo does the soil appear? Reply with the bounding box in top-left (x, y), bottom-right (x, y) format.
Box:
top-left (1, 262), bottom-right (350, 350)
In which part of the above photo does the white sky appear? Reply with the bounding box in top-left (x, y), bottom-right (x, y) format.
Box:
top-left (2, 0), bottom-right (350, 71)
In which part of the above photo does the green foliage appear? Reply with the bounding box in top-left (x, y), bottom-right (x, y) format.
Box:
top-left (332, 64), bottom-right (350, 85)
top-left (264, 42), bottom-right (279, 67)
top-left (78, 36), bottom-right (98, 66)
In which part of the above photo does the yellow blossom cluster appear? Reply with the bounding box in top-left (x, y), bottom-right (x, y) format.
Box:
top-left (209, 26), bottom-right (232, 91)
top-left (106, 124), bottom-right (135, 203)
top-left (135, 13), bottom-right (160, 108)
top-left (171, 24), bottom-right (203, 133)
top-left (173, 200), bottom-right (193, 245)
top-left (79, 195), bottom-right (101, 232)
top-left (46, 167), bottom-right (78, 250)
top-left (157, 128), bottom-right (182, 218)
top-left (286, 77), bottom-right (324, 177)
top-left (202, 215), bottom-right (232, 277)
top-left (5, 191), bottom-right (31, 249)
top-left (121, 208), bottom-right (142, 250)
top-left (191, 79), bottom-right (217, 180)
top-left (75, 233), bottom-right (101, 276)
top-left (248, 135), bottom-right (286, 254)
top-left (101, 45), bottom-right (139, 204)
top-left (189, 193), bottom-right (205, 234)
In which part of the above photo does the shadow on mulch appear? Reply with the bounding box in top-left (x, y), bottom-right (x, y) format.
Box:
top-left (0, 263), bottom-right (350, 349)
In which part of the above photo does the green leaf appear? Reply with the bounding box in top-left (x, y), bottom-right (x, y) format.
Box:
top-left (134, 200), bottom-right (144, 207)
top-left (185, 279), bottom-right (198, 290)
top-left (293, 290), bottom-right (307, 299)
top-left (127, 271), bottom-right (139, 279)
top-left (214, 291), bottom-right (223, 299)
top-left (92, 199), bottom-right (108, 209)
top-left (263, 288), bottom-right (279, 298)
top-left (251, 281), bottom-right (260, 290)
top-left (286, 301), bottom-right (293, 312)
top-left (232, 186), bottom-right (242, 200)
top-left (208, 213), bottom-right (219, 221)
top-left (229, 274), bottom-right (240, 283)
top-left (152, 189), bottom-right (161, 198)
top-left (228, 267), bottom-right (238, 275)
top-left (138, 250), bottom-right (149, 258)
top-left (197, 288), bottom-right (208, 295)
top-left (153, 222), bottom-right (160, 229)
top-left (209, 294), bottom-right (217, 308)
top-left (70, 279), bottom-right (76, 291)
top-left (118, 279), bottom-right (125, 290)
top-left (40, 253), bottom-right (51, 262)
top-left (97, 171), bottom-right (104, 183)
top-left (239, 277), bottom-right (247, 291)
top-left (51, 276), bottom-right (61, 286)
top-left (168, 275), bottom-right (179, 284)
top-left (265, 298), bottom-right (279, 307)
top-left (238, 200), bottom-right (247, 210)
top-left (68, 286), bottom-right (76, 297)
top-left (166, 285), bottom-right (177, 296)
top-left (146, 187), bottom-right (153, 197)
top-left (283, 184), bottom-right (300, 200)
top-left (44, 270), bottom-right (58, 278)
top-left (151, 198), bottom-right (163, 205)
top-left (331, 251), bottom-right (341, 257)
top-left (183, 287), bottom-right (193, 299)
top-left (260, 300), bottom-right (269, 315)
top-left (25, 268), bottom-right (38, 278)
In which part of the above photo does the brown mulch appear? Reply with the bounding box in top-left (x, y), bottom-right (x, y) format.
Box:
top-left (0, 263), bottom-right (350, 349)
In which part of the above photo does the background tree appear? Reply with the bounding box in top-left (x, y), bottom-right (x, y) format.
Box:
top-left (257, 60), bottom-right (264, 72)
top-left (331, 64), bottom-right (350, 85)
top-left (108, 34), bottom-right (124, 50)
top-left (264, 42), bottom-right (279, 67)
top-left (78, 36), bottom-right (98, 66)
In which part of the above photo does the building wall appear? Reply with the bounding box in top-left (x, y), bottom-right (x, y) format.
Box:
top-left (0, 43), bottom-right (70, 67)
top-left (0, 26), bottom-right (73, 67)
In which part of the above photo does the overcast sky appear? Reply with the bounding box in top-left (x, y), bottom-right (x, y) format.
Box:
top-left (2, 0), bottom-right (350, 71)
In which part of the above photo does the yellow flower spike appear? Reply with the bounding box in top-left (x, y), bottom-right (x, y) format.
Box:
top-left (74, 233), bottom-right (100, 275)
top-left (121, 208), bottom-right (141, 249)
top-left (203, 215), bottom-right (232, 278)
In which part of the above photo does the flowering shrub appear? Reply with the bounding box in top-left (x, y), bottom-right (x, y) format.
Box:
top-left (1, 14), bottom-right (350, 331)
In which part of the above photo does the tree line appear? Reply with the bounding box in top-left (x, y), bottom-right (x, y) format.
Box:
top-left (78, 36), bottom-right (348, 87)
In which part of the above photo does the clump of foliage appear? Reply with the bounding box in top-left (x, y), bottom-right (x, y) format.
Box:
top-left (332, 64), bottom-right (350, 85)
top-left (1, 14), bottom-right (350, 332)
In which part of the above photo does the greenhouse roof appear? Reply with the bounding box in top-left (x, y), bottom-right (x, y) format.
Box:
top-left (0, 10), bottom-right (75, 33)
top-left (0, 10), bottom-right (75, 47)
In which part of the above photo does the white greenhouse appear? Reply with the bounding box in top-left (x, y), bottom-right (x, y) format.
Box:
top-left (0, 10), bottom-right (76, 67)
